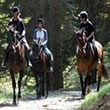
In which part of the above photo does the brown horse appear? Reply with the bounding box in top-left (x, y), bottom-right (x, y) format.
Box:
top-left (30, 39), bottom-right (49, 99)
top-left (7, 39), bottom-right (26, 104)
top-left (76, 30), bottom-right (109, 99)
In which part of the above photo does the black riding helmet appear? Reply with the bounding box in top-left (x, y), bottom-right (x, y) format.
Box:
top-left (13, 6), bottom-right (20, 13)
top-left (78, 11), bottom-right (88, 19)
top-left (37, 18), bottom-right (44, 24)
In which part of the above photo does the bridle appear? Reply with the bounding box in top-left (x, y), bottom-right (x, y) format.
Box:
top-left (76, 30), bottom-right (88, 55)
top-left (33, 39), bottom-right (44, 59)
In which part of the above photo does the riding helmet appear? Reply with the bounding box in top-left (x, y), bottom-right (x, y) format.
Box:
top-left (37, 18), bottom-right (44, 24)
top-left (13, 6), bottom-right (20, 13)
top-left (78, 11), bottom-right (88, 19)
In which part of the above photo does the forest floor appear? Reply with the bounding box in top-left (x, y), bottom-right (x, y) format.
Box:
top-left (0, 89), bottom-right (83, 110)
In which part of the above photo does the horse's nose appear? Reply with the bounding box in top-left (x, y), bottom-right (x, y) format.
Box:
top-left (36, 56), bottom-right (39, 59)
top-left (79, 37), bottom-right (82, 40)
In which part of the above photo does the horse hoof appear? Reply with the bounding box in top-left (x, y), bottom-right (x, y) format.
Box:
top-left (13, 102), bottom-right (17, 106)
top-left (44, 95), bottom-right (48, 99)
top-left (81, 95), bottom-right (85, 99)
top-left (18, 97), bottom-right (23, 101)
top-left (36, 95), bottom-right (41, 100)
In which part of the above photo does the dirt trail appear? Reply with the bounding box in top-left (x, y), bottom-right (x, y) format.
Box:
top-left (0, 90), bottom-right (83, 110)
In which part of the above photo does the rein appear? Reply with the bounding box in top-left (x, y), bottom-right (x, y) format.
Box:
top-left (15, 37), bottom-right (23, 48)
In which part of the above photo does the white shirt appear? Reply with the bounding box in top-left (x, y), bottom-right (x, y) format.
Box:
top-left (33, 28), bottom-right (48, 46)
top-left (36, 30), bottom-right (45, 43)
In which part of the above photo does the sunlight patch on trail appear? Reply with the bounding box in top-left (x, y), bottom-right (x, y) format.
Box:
top-left (0, 90), bottom-right (83, 110)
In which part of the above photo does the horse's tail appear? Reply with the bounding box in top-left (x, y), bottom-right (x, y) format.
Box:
top-left (102, 65), bottom-right (109, 79)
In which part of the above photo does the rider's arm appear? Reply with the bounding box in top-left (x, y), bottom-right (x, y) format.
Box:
top-left (42, 30), bottom-right (48, 46)
top-left (33, 29), bottom-right (37, 40)
top-left (21, 20), bottom-right (26, 38)
top-left (87, 22), bottom-right (95, 40)
top-left (7, 20), bottom-right (14, 33)
top-left (87, 31), bottom-right (94, 41)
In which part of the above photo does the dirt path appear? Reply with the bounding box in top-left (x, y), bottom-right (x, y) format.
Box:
top-left (0, 90), bottom-right (83, 110)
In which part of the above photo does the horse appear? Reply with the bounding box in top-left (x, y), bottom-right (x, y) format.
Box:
top-left (7, 37), bottom-right (27, 104)
top-left (30, 39), bottom-right (49, 99)
top-left (76, 30), bottom-right (109, 99)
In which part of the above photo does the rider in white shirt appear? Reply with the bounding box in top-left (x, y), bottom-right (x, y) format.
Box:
top-left (33, 18), bottom-right (53, 72)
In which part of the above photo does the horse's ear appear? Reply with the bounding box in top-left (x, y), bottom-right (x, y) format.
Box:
top-left (76, 31), bottom-right (81, 37)
top-left (38, 38), bottom-right (40, 43)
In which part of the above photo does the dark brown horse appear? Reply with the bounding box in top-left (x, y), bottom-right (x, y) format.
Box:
top-left (76, 30), bottom-right (109, 98)
top-left (30, 40), bottom-right (49, 99)
top-left (7, 39), bottom-right (26, 104)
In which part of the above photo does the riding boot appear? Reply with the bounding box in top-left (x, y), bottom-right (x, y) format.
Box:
top-left (25, 49), bottom-right (32, 67)
top-left (92, 40), bottom-right (101, 64)
top-left (48, 55), bottom-right (53, 72)
top-left (1, 49), bottom-right (8, 67)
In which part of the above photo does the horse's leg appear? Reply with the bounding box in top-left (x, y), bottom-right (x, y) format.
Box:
top-left (18, 71), bottom-right (23, 99)
top-left (97, 64), bottom-right (103, 91)
top-left (34, 72), bottom-right (39, 98)
top-left (86, 73), bottom-right (91, 94)
top-left (44, 72), bottom-right (48, 98)
top-left (97, 65), bottom-right (102, 91)
top-left (10, 72), bottom-right (16, 105)
top-left (37, 73), bottom-right (43, 99)
top-left (97, 74), bottom-right (102, 91)
top-left (79, 74), bottom-right (85, 99)
top-left (42, 72), bottom-right (45, 97)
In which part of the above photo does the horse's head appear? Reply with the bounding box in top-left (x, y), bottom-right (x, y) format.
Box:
top-left (8, 42), bottom-right (17, 55)
top-left (76, 30), bottom-right (87, 48)
top-left (8, 40), bottom-right (22, 57)
top-left (33, 39), bottom-right (43, 59)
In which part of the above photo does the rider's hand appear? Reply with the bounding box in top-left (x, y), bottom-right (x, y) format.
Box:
top-left (19, 36), bottom-right (24, 41)
top-left (14, 30), bottom-right (19, 34)
top-left (40, 44), bottom-right (45, 49)
top-left (86, 37), bottom-right (89, 41)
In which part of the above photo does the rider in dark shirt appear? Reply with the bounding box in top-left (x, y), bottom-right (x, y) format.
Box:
top-left (2, 6), bottom-right (31, 67)
top-left (78, 11), bottom-right (95, 43)
top-left (78, 11), bottom-right (101, 64)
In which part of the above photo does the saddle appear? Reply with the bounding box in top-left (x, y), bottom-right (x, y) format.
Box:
top-left (87, 41), bottom-right (99, 59)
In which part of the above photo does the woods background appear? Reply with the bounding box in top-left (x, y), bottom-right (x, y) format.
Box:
top-left (0, 0), bottom-right (110, 91)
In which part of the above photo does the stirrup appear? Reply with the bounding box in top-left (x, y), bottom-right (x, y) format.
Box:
top-left (49, 66), bottom-right (53, 72)
top-left (28, 61), bottom-right (32, 67)
top-left (98, 59), bottom-right (101, 64)
top-left (1, 62), bottom-right (6, 68)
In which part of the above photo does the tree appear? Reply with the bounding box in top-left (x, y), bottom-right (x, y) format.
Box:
top-left (19, 0), bottom-right (66, 89)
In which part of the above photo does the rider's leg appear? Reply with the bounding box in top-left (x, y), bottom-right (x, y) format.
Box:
top-left (44, 47), bottom-right (53, 72)
top-left (1, 34), bottom-right (13, 67)
top-left (22, 38), bottom-right (32, 66)
top-left (1, 46), bottom-right (9, 67)
top-left (91, 38), bottom-right (101, 64)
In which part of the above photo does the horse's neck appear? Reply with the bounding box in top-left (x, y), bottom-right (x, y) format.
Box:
top-left (40, 52), bottom-right (46, 64)
top-left (17, 45), bottom-right (24, 56)
top-left (77, 42), bottom-right (92, 57)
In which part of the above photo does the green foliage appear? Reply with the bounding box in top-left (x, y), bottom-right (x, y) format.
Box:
top-left (78, 42), bottom-right (110, 110)
top-left (104, 42), bottom-right (110, 68)
top-left (0, 73), bottom-right (36, 103)
top-left (0, 0), bottom-right (110, 91)
top-left (79, 83), bottom-right (110, 110)
top-left (63, 56), bottom-right (80, 89)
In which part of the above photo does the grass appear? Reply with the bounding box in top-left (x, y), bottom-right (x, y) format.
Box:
top-left (79, 83), bottom-right (110, 110)
top-left (0, 73), bottom-right (36, 103)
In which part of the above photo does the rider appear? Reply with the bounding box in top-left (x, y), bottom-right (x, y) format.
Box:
top-left (33, 18), bottom-right (53, 72)
top-left (78, 11), bottom-right (100, 64)
top-left (2, 6), bottom-right (31, 67)
top-left (78, 11), bottom-right (95, 43)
